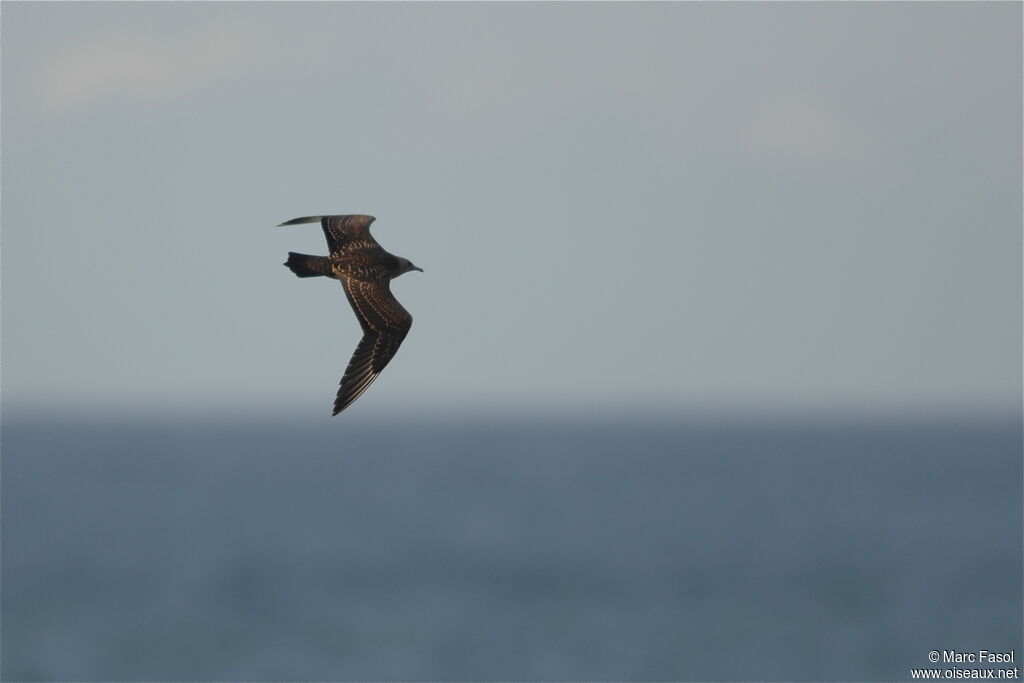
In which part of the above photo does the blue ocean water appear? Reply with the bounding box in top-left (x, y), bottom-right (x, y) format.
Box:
top-left (2, 415), bottom-right (1020, 680)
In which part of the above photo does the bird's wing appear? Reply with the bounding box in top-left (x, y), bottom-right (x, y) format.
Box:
top-left (278, 215), bottom-right (380, 258)
top-left (334, 278), bottom-right (413, 415)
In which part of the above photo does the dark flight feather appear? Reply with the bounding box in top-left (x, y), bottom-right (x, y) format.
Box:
top-left (279, 214), bottom-right (380, 258)
top-left (333, 278), bottom-right (412, 414)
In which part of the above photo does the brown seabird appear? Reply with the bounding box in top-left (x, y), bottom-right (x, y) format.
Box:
top-left (280, 214), bottom-right (422, 415)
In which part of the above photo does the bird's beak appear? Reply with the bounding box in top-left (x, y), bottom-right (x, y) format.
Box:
top-left (413, 266), bottom-right (424, 272)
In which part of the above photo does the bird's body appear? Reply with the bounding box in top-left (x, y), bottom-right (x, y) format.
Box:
top-left (279, 215), bottom-right (421, 415)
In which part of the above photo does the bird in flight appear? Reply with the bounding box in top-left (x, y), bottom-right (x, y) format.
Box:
top-left (280, 214), bottom-right (422, 415)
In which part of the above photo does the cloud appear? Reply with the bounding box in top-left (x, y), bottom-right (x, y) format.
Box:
top-left (40, 23), bottom-right (263, 112)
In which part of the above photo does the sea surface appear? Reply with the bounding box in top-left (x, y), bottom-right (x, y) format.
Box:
top-left (2, 415), bottom-right (1020, 681)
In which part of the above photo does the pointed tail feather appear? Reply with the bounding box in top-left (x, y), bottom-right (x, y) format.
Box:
top-left (284, 252), bottom-right (332, 278)
top-left (278, 216), bottom-right (323, 227)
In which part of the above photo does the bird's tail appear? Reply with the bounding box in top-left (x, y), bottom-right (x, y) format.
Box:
top-left (284, 252), bottom-right (332, 278)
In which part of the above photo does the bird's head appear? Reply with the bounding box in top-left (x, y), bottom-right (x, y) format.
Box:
top-left (398, 258), bottom-right (423, 276)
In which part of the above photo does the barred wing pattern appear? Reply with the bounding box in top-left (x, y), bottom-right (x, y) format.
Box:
top-left (278, 214), bottom-right (380, 257)
top-left (334, 278), bottom-right (413, 415)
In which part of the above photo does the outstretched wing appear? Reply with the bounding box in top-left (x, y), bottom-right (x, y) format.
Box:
top-left (334, 278), bottom-right (413, 415)
top-left (278, 215), bottom-right (380, 258)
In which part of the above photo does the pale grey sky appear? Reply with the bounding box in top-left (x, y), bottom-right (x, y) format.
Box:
top-left (2, 2), bottom-right (1021, 419)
